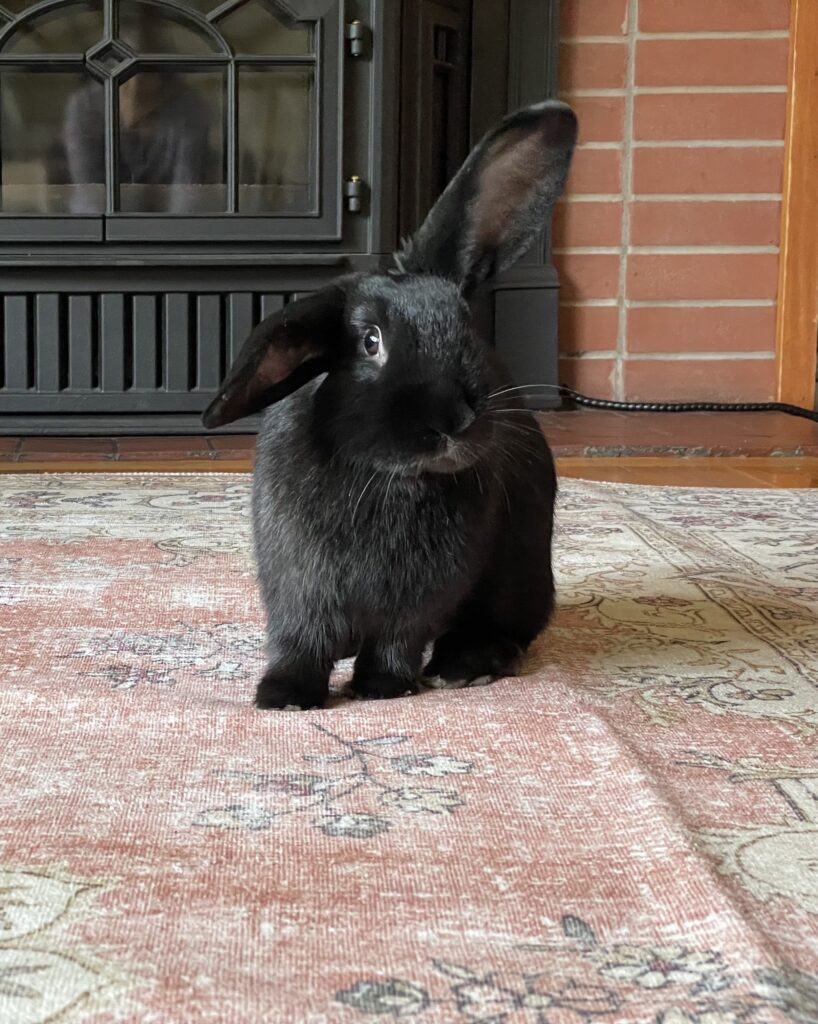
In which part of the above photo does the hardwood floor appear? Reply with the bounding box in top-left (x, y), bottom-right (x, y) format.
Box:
top-left (1, 453), bottom-right (816, 487)
top-left (557, 457), bottom-right (818, 488)
top-left (2, 411), bottom-right (818, 487)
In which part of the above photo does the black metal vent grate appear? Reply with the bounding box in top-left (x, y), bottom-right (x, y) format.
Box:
top-left (0, 291), bottom-right (287, 416)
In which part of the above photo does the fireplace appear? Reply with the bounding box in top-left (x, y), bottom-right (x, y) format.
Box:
top-left (0, 0), bottom-right (561, 434)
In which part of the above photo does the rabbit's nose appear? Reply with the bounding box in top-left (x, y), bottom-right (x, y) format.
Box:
top-left (424, 401), bottom-right (474, 443)
top-left (418, 427), bottom-right (444, 451)
top-left (431, 397), bottom-right (475, 440)
top-left (454, 399), bottom-right (476, 435)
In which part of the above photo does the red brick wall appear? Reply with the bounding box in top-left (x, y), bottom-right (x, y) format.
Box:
top-left (556, 0), bottom-right (790, 401)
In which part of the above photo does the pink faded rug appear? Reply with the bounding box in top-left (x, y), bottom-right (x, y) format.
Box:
top-left (1, 473), bottom-right (817, 1024)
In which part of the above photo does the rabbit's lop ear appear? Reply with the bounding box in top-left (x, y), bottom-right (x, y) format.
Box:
top-left (397, 100), bottom-right (577, 292)
top-left (202, 284), bottom-right (347, 428)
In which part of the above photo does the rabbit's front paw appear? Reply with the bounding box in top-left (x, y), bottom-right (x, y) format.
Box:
top-left (348, 673), bottom-right (418, 702)
top-left (255, 668), bottom-right (328, 711)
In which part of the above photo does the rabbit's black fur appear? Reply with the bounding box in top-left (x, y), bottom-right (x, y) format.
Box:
top-left (203, 101), bottom-right (577, 709)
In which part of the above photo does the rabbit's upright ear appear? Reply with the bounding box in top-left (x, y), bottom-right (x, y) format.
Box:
top-left (397, 100), bottom-right (577, 293)
top-left (202, 284), bottom-right (348, 428)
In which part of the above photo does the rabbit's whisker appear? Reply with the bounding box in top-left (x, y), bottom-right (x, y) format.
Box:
top-left (487, 405), bottom-right (542, 414)
top-left (487, 383), bottom-right (563, 400)
top-left (488, 430), bottom-right (544, 471)
top-left (351, 471), bottom-right (379, 524)
top-left (488, 417), bottom-right (546, 437)
top-left (380, 466), bottom-right (399, 522)
top-left (468, 451), bottom-right (484, 497)
top-left (479, 459), bottom-right (511, 517)
top-left (494, 445), bottom-right (538, 472)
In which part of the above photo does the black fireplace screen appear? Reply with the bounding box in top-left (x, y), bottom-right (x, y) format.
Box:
top-left (0, 0), bottom-right (562, 434)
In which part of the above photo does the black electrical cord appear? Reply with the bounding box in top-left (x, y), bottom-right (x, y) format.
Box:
top-left (558, 387), bottom-right (818, 424)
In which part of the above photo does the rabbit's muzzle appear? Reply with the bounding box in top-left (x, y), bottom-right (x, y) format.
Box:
top-left (416, 434), bottom-right (481, 474)
top-left (388, 379), bottom-right (487, 470)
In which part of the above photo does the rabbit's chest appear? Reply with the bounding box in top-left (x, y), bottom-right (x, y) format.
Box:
top-left (331, 485), bottom-right (486, 619)
top-left (346, 510), bottom-right (461, 586)
top-left (255, 450), bottom-right (493, 625)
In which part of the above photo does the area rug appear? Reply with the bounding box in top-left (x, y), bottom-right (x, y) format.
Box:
top-left (1, 473), bottom-right (817, 1024)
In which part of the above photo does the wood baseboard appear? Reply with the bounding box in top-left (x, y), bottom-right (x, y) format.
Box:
top-left (775, 0), bottom-right (818, 408)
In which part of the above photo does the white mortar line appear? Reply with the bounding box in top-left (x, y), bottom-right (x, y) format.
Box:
top-left (636, 31), bottom-right (790, 40)
top-left (560, 35), bottom-right (628, 44)
top-left (563, 195), bottom-right (627, 202)
top-left (625, 352), bottom-right (776, 361)
top-left (561, 351), bottom-right (775, 361)
top-left (561, 352), bottom-right (618, 360)
top-left (562, 32), bottom-right (789, 42)
top-left (562, 354), bottom-right (776, 362)
top-left (564, 88), bottom-right (628, 96)
top-left (627, 299), bottom-right (777, 308)
top-left (556, 246), bottom-right (779, 255)
top-left (643, 85), bottom-right (787, 93)
top-left (630, 246), bottom-right (779, 254)
top-left (565, 86), bottom-right (787, 96)
top-left (615, 0), bottom-right (638, 400)
top-left (579, 141), bottom-right (784, 149)
top-left (564, 194), bottom-right (782, 202)
top-left (625, 194), bottom-right (784, 202)
top-left (632, 140), bottom-right (785, 148)
top-left (554, 247), bottom-right (623, 254)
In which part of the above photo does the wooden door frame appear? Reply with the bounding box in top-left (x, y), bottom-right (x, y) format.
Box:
top-left (775, 0), bottom-right (818, 408)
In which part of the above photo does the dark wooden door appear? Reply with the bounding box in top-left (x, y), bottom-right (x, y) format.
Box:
top-left (398, 0), bottom-right (471, 240)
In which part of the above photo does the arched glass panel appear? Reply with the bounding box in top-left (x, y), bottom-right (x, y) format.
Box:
top-left (2, 0), bottom-right (103, 54)
top-left (177, 0), bottom-right (220, 12)
top-left (217, 0), bottom-right (312, 56)
top-left (117, 68), bottom-right (226, 212)
top-left (119, 0), bottom-right (221, 55)
top-left (0, 0), bottom-right (50, 13)
top-left (1, 68), bottom-right (104, 212)
top-left (0, 0), bottom-right (328, 225)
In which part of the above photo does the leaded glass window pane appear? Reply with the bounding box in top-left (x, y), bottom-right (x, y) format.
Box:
top-left (117, 69), bottom-right (226, 212)
top-left (238, 68), bottom-right (314, 213)
top-left (1, 68), bottom-right (105, 213)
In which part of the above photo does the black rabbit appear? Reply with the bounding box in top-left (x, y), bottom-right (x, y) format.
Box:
top-left (203, 100), bottom-right (578, 709)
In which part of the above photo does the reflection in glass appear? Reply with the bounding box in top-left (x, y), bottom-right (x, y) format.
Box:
top-left (217, 1), bottom-right (313, 56)
top-left (0, 0), bottom-right (40, 12)
top-left (176, 0), bottom-right (221, 14)
top-left (3, 0), bottom-right (103, 54)
top-left (0, 0), bottom-right (227, 10)
top-left (238, 70), bottom-right (314, 213)
top-left (119, 0), bottom-right (220, 54)
top-left (0, 1), bottom-right (319, 218)
top-left (1, 70), bottom-right (104, 214)
top-left (116, 71), bottom-right (226, 212)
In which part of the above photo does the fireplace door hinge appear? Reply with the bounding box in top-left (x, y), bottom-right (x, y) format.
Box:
top-left (344, 176), bottom-right (366, 213)
top-left (345, 19), bottom-right (370, 58)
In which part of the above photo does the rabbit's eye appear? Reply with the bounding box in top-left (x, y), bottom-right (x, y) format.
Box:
top-left (362, 325), bottom-right (382, 358)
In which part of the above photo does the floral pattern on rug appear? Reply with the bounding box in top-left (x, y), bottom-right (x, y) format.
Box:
top-left (0, 865), bottom-right (123, 1024)
top-left (2, 473), bottom-right (817, 1023)
top-left (63, 622), bottom-right (266, 691)
top-left (194, 724), bottom-right (473, 838)
top-left (542, 484), bottom-right (818, 734)
top-left (337, 916), bottom-right (818, 1023)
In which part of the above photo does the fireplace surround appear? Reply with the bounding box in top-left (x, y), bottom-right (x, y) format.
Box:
top-left (0, 0), bottom-right (560, 433)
